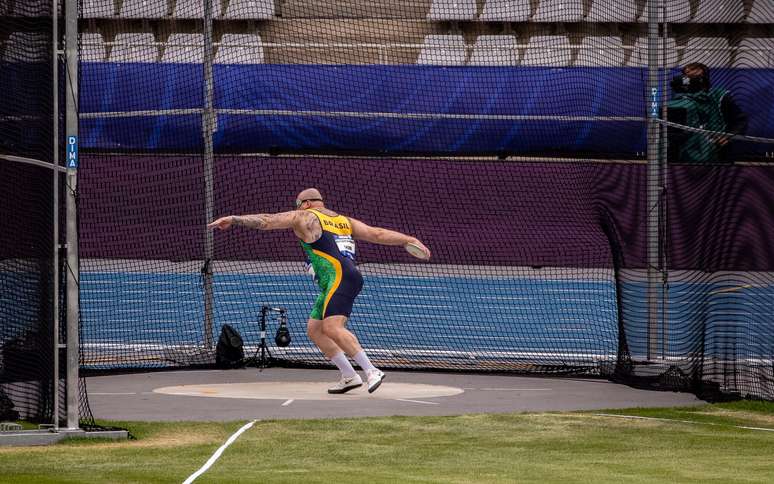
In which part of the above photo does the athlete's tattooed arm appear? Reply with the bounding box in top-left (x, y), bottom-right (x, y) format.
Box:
top-left (208, 210), bottom-right (321, 244)
top-left (208, 211), bottom-right (298, 231)
top-left (234, 211), bottom-right (299, 230)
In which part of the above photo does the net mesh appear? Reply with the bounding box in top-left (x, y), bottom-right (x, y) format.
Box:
top-left (0, 0), bottom-right (59, 426)
top-left (0, 0), bottom-right (98, 427)
top-left (75, 0), bottom-right (774, 401)
top-left (0, 162), bottom-right (58, 423)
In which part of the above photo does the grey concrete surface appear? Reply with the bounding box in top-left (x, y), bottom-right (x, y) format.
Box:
top-left (86, 368), bottom-right (704, 421)
top-left (0, 430), bottom-right (129, 446)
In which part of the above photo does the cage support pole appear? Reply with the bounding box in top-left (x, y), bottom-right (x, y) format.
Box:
top-left (202, 0), bottom-right (216, 350)
top-left (52, 0), bottom-right (61, 430)
top-left (65, 0), bottom-right (81, 429)
top-left (646, 0), bottom-right (664, 360)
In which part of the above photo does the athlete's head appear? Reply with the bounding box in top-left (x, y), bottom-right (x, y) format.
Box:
top-left (295, 188), bottom-right (324, 210)
top-left (683, 62), bottom-right (709, 79)
top-left (672, 62), bottom-right (711, 93)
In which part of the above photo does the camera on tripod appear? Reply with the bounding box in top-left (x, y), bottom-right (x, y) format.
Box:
top-left (253, 306), bottom-right (291, 369)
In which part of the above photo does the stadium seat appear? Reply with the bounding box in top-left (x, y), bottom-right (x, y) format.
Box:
top-left (733, 37), bottom-right (774, 68)
top-left (521, 35), bottom-right (572, 67)
top-left (479, 0), bottom-right (530, 22)
top-left (625, 37), bottom-right (678, 67)
top-left (83, 0), bottom-right (115, 18)
top-left (215, 34), bottom-right (264, 64)
top-left (81, 32), bottom-right (107, 62)
top-left (172, 0), bottom-right (204, 18)
top-left (108, 33), bottom-right (159, 62)
top-left (222, 0), bottom-right (274, 19)
top-left (575, 36), bottom-right (625, 67)
top-left (417, 35), bottom-right (467, 65)
top-left (8, 0), bottom-right (55, 16)
top-left (427, 0), bottom-right (477, 21)
top-left (162, 33), bottom-right (203, 63)
top-left (119, 0), bottom-right (168, 18)
top-left (2, 32), bottom-right (48, 63)
top-left (681, 37), bottom-right (731, 67)
top-left (668, 0), bottom-right (691, 22)
top-left (468, 35), bottom-right (519, 66)
top-left (747, 0), bottom-right (774, 23)
top-left (640, 0), bottom-right (690, 23)
top-left (692, 0), bottom-right (744, 23)
top-left (585, 0), bottom-right (641, 22)
top-left (533, 0), bottom-right (583, 22)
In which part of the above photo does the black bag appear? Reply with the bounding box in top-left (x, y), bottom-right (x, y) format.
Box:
top-left (215, 324), bottom-right (245, 369)
top-left (0, 389), bottom-right (19, 421)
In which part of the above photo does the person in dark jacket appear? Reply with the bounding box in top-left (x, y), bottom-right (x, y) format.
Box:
top-left (667, 62), bottom-right (748, 163)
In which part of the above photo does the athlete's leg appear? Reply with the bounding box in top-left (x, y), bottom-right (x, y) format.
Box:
top-left (320, 274), bottom-right (383, 392)
top-left (306, 318), bottom-right (343, 358)
top-left (308, 295), bottom-right (348, 359)
top-left (321, 315), bottom-right (384, 392)
top-left (309, 318), bottom-right (361, 393)
top-left (308, 318), bottom-right (356, 374)
top-left (319, 271), bottom-right (365, 355)
top-left (320, 315), bottom-right (362, 356)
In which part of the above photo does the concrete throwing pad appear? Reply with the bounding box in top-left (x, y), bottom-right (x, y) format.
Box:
top-left (154, 382), bottom-right (465, 401)
top-left (86, 368), bottom-right (705, 421)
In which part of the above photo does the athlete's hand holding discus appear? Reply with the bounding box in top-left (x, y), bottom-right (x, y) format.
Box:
top-left (405, 238), bottom-right (431, 260)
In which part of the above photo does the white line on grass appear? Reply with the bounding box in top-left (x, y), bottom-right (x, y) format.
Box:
top-left (593, 413), bottom-right (774, 432)
top-left (395, 398), bottom-right (439, 405)
top-left (182, 420), bottom-right (258, 484)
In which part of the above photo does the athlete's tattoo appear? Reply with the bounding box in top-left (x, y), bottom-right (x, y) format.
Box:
top-left (233, 214), bottom-right (271, 230)
top-left (303, 211), bottom-right (322, 241)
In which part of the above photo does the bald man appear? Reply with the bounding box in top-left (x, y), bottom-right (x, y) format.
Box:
top-left (208, 189), bottom-right (431, 394)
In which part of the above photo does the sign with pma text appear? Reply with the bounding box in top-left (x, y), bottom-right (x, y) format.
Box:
top-left (66, 136), bottom-right (78, 169)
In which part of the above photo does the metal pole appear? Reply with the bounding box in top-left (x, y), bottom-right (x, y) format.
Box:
top-left (203, 0), bottom-right (216, 350)
top-left (65, 0), bottom-right (80, 430)
top-left (52, 0), bottom-right (61, 430)
top-left (660, 11), bottom-right (670, 361)
top-left (646, 0), bottom-right (662, 361)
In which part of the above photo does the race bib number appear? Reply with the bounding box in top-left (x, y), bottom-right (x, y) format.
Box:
top-left (334, 235), bottom-right (356, 260)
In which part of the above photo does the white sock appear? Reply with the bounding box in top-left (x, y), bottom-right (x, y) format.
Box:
top-left (330, 352), bottom-right (357, 378)
top-left (353, 350), bottom-right (377, 372)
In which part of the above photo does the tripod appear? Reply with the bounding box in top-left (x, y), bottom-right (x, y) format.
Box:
top-left (252, 306), bottom-right (288, 369)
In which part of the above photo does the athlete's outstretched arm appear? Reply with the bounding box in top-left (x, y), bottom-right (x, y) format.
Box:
top-left (208, 211), bottom-right (297, 231)
top-left (208, 210), bottom-right (320, 242)
top-left (350, 217), bottom-right (430, 257)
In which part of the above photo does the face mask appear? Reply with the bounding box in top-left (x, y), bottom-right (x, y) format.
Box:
top-left (671, 75), bottom-right (709, 94)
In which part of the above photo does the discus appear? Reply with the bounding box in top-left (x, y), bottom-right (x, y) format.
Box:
top-left (405, 242), bottom-right (430, 260)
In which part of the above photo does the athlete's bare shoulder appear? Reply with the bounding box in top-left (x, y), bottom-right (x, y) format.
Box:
top-left (294, 210), bottom-right (322, 243)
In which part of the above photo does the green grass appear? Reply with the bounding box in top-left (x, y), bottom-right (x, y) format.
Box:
top-left (1, 402), bottom-right (774, 484)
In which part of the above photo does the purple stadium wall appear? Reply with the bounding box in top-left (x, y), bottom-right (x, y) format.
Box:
top-left (77, 156), bottom-right (774, 271)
